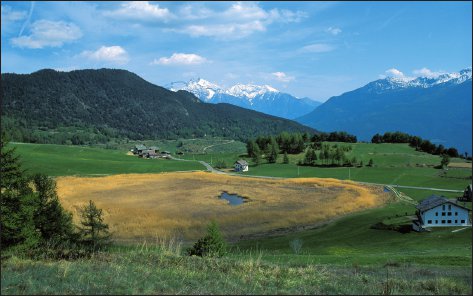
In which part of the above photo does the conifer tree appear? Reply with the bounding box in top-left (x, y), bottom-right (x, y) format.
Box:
top-left (78, 200), bottom-right (110, 250)
top-left (283, 151), bottom-right (289, 164)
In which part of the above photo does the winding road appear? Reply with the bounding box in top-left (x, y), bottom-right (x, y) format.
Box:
top-left (170, 155), bottom-right (464, 194)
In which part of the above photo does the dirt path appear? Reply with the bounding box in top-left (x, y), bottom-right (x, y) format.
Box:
top-left (202, 140), bottom-right (235, 153)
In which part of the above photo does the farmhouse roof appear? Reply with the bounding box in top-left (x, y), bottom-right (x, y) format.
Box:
top-left (416, 195), bottom-right (471, 212)
top-left (149, 146), bottom-right (159, 151)
top-left (135, 144), bottom-right (147, 150)
top-left (235, 160), bottom-right (248, 166)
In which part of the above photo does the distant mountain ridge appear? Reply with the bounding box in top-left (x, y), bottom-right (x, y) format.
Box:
top-left (1, 69), bottom-right (317, 142)
top-left (297, 67), bottom-right (472, 153)
top-left (167, 78), bottom-right (321, 119)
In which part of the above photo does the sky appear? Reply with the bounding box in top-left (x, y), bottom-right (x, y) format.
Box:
top-left (1, 1), bottom-right (472, 102)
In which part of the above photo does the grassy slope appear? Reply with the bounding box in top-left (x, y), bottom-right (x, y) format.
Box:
top-left (3, 141), bottom-right (471, 294)
top-left (9, 143), bottom-right (204, 176)
top-left (241, 143), bottom-right (471, 190)
top-left (2, 248), bottom-right (470, 295)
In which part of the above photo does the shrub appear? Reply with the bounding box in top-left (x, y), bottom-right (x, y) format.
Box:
top-left (187, 221), bottom-right (227, 257)
top-left (289, 238), bottom-right (303, 254)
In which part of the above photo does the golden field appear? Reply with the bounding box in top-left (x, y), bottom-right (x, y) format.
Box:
top-left (56, 172), bottom-right (390, 243)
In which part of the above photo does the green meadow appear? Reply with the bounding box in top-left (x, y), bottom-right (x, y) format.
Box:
top-left (3, 140), bottom-right (471, 294)
top-left (9, 142), bottom-right (204, 176)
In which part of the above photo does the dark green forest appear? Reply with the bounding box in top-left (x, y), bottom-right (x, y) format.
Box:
top-left (1, 69), bottom-right (316, 144)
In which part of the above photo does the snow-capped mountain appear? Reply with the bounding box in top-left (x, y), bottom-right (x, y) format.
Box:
top-left (297, 67), bottom-right (472, 153)
top-left (167, 78), bottom-right (321, 119)
top-left (367, 67), bottom-right (472, 93)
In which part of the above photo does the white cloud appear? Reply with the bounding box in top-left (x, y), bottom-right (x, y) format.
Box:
top-left (387, 68), bottom-right (405, 78)
top-left (81, 46), bottom-right (129, 65)
top-left (104, 1), bottom-right (173, 22)
top-left (384, 68), bottom-right (405, 78)
top-left (10, 20), bottom-right (82, 49)
top-left (151, 53), bottom-right (207, 65)
top-left (271, 72), bottom-right (295, 83)
top-left (1, 5), bottom-right (27, 22)
top-left (184, 21), bottom-right (265, 38)
top-left (300, 43), bottom-right (335, 53)
top-left (412, 67), bottom-right (445, 78)
top-left (326, 26), bottom-right (342, 35)
top-left (175, 2), bottom-right (307, 39)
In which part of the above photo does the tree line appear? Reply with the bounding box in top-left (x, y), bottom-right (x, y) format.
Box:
top-left (246, 131), bottom-right (360, 166)
top-left (371, 131), bottom-right (465, 158)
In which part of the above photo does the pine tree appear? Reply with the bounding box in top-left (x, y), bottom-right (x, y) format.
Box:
top-left (32, 174), bottom-right (75, 242)
top-left (0, 134), bottom-right (39, 250)
top-left (283, 152), bottom-right (289, 164)
top-left (78, 200), bottom-right (110, 250)
top-left (266, 137), bottom-right (279, 163)
top-left (187, 220), bottom-right (227, 257)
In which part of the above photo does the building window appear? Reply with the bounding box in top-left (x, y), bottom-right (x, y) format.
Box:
top-left (435, 212), bottom-right (438, 216)
top-left (447, 212), bottom-right (452, 216)
top-left (442, 212), bottom-right (445, 216)
top-left (427, 220), bottom-right (432, 224)
top-left (455, 220), bottom-right (458, 223)
top-left (461, 220), bottom-right (465, 223)
top-left (441, 220), bottom-right (445, 224)
top-left (448, 204), bottom-right (451, 210)
top-left (435, 220), bottom-right (438, 224)
top-left (442, 205), bottom-right (445, 210)
top-left (455, 212), bottom-right (458, 216)
top-left (447, 220), bottom-right (451, 223)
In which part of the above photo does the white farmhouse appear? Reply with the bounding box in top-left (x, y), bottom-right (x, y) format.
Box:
top-left (413, 195), bottom-right (471, 231)
top-left (234, 160), bottom-right (249, 172)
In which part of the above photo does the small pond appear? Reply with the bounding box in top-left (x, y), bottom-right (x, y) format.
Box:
top-left (219, 192), bottom-right (246, 206)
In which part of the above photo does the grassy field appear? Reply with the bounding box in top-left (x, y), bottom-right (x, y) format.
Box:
top-left (234, 188), bottom-right (472, 267)
top-left (56, 172), bottom-right (388, 242)
top-left (240, 143), bottom-right (471, 190)
top-left (2, 248), bottom-right (470, 295)
top-left (9, 143), bottom-right (204, 176)
top-left (3, 140), bottom-right (471, 294)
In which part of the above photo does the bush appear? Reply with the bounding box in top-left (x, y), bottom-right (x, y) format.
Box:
top-left (187, 221), bottom-right (227, 257)
top-left (289, 238), bottom-right (303, 254)
top-left (215, 160), bottom-right (227, 169)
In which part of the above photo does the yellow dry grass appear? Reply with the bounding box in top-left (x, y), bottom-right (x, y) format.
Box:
top-left (448, 162), bottom-right (472, 169)
top-left (56, 172), bottom-right (389, 242)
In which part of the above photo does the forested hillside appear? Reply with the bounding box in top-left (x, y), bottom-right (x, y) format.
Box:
top-left (1, 69), bottom-right (316, 144)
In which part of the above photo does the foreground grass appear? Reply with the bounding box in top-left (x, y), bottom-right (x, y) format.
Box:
top-left (9, 143), bottom-right (204, 176)
top-left (2, 248), bottom-right (471, 295)
top-left (235, 188), bottom-right (472, 267)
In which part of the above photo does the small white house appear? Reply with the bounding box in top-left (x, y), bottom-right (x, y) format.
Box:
top-left (234, 160), bottom-right (249, 172)
top-left (413, 195), bottom-right (471, 231)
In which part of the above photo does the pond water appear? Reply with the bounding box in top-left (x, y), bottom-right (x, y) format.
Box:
top-left (220, 192), bottom-right (246, 206)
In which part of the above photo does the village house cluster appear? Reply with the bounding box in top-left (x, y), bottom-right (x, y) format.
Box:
top-left (131, 144), bottom-right (172, 159)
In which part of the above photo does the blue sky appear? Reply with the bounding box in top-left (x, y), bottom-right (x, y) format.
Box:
top-left (2, 1), bottom-right (471, 101)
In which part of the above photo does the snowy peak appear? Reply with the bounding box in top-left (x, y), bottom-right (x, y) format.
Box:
top-left (166, 78), bottom-right (318, 119)
top-left (170, 78), bottom-right (224, 100)
top-left (168, 78), bottom-right (280, 100)
top-left (225, 83), bottom-right (279, 99)
top-left (369, 67), bottom-right (472, 93)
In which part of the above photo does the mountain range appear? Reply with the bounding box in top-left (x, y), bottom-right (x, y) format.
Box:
top-left (297, 68), bottom-right (472, 154)
top-left (1, 69), bottom-right (316, 142)
top-left (167, 79), bottom-right (321, 119)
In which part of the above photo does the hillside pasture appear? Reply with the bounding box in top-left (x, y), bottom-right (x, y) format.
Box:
top-left (56, 172), bottom-right (389, 242)
top-left (9, 143), bottom-right (204, 176)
